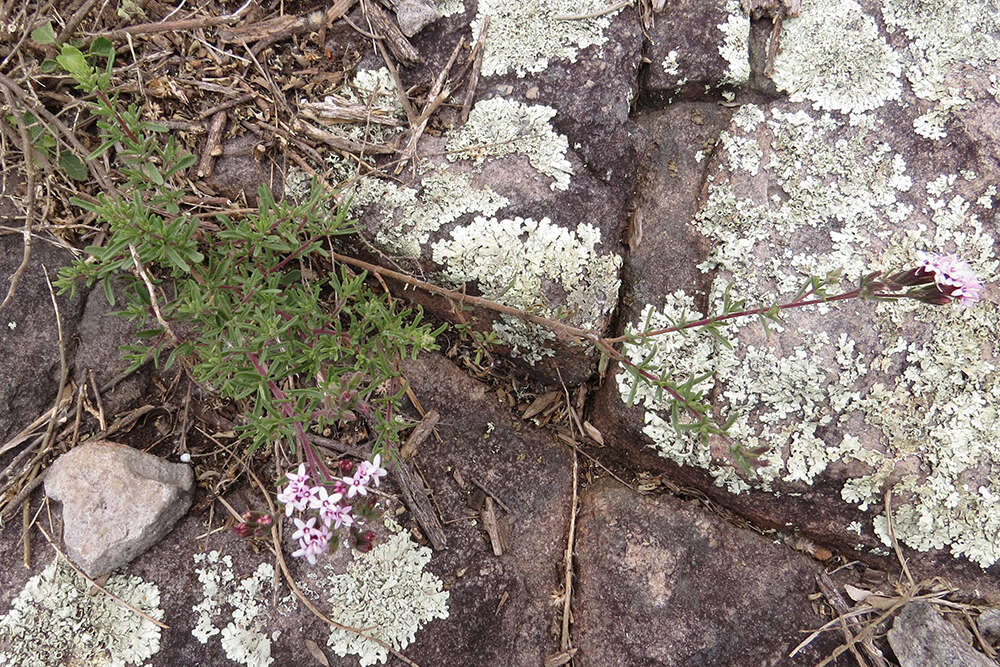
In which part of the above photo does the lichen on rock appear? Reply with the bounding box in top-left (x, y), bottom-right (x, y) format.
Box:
top-left (318, 530), bottom-right (449, 666)
top-left (191, 550), bottom-right (276, 667)
top-left (470, 0), bottom-right (626, 77)
top-left (619, 103), bottom-right (1000, 567)
top-left (0, 558), bottom-right (164, 666)
top-left (433, 215), bottom-right (622, 362)
top-left (446, 97), bottom-right (573, 191)
top-left (771, 0), bottom-right (903, 115)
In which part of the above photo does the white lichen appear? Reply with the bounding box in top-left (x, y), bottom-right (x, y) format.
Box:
top-left (471, 0), bottom-right (625, 77)
top-left (352, 169), bottom-right (509, 258)
top-left (445, 97), bottom-right (573, 191)
top-left (718, 0), bottom-right (750, 85)
top-left (619, 104), bottom-right (1000, 567)
top-left (0, 558), bottom-right (163, 666)
top-left (662, 49), bottom-right (681, 77)
top-left (191, 550), bottom-right (275, 667)
top-left (322, 531), bottom-right (449, 666)
top-left (438, 0), bottom-right (465, 17)
top-left (433, 215), bottom-right (621, 363)
top-left (771, 0), bottom-right (902, 114)
top-left (882, 0), bottom-right (1000, 139)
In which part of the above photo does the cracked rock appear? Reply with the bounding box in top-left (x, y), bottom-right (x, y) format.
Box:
top-left (887, 602), bottom-right (994, 667)
top-left (45, 441), bottom-right (194, 578)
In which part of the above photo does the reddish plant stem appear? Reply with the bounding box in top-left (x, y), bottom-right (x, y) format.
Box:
top-left (246, 351), bottom-right (334, 483)
top-left (96, 90), bottom-right (139, 144)
top-left (603, 289), bottom-right (864, 344)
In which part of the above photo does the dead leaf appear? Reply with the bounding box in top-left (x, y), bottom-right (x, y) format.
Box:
top-left (522, 391), bottom-right (560, 419)
top-left (304, 639), bottom-right (329, 666)
top-left (583, 421), bottom-right (604, 445)
top-left (844, 583), bottom-right (872, 602)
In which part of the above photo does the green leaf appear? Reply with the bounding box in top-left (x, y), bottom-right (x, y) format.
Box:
top-left (31, 22), bottom-right (57, 45)
top-left (142, 162), bottom-right (164, 185)
top-left (89, 37), bottom-right (115, 59)
top-left (58, 152), bottom-right (89, 181)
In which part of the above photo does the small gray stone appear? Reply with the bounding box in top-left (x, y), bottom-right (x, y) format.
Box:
top-left (394, 0), bottom-right (439, 37)
top-left (978, 608), bottom-right (1000, 645)
top-left (888, 602), bottom-right (993, 667)
top-left (45, 441), bottom-right (194, 578)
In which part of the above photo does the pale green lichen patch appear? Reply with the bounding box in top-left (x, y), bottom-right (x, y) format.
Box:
top-left (619, 104), bottom-right (1000, 566)
top-left (446, 97), bottom-right (573, 191)
top-left (0, 558), bottom-right (163, 666)
top-left (192, 551), bottom-right (276, 667)
top-left (438, 0), bottom-right (465, 17)
top-left (882, 0), bottom-right (1000, 139)
top-left (717, 0), bottom-right (750, 85)
top-left (471, 0), bottom-right (625, 77)
top-left (351, 169), bottom-right (509, 258)
top-left (433, 215), bottom-right (621, 363)
top-left (315, 531), bottom-right (449, 666)
top-left (719, 106), bottom-right (765, 175)
top-left (771, 0), bottom-right (902, 114)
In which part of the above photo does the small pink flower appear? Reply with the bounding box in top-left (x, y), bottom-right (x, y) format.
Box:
top-left (916, 252), bottom-right (984, 306)
top-left (358, 454), bottom-right (387, 488)
top-left (331, 504), bottom-right (354, 529)
top-left (343, 473), bottom-right (369, 498)
top-left (277, 464), bottom-right (315, 516)
top-left (309, 487), bottom-right (345, 527)
top-left (291, 517), bottom-right (331, 564)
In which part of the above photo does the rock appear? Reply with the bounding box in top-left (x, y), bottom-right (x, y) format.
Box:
top-left (0, 178), bottom-right (87, 444)
top-left (644, 0), bottom-right (742, 104)
top-left (44, 441), bottom-right (194, 578)
top-left (979, 608), bottom-right (1000, 645)
top-left (205, 133), bottom-right (284, 205)
top-left (72, 280), bottom-right (152, 419)
top-left (888, 602), bottom-right (994, 667)
top-left (399, 352), bottom-right (574, 665)
top-left (592, 0), bottom-right (1000, 593)
top-left (573, 478), bottom-right (836, 665)
top-left (297, 3), bottom-right (643, 383)
top-left (394, 0), bottom-right (439, 36)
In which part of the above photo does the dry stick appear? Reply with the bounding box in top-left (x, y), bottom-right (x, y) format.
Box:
top-left (329, 251), bottom-right (596, 345)
top-left (128, 244), bottom-right (180, 345)
top-left (884, 487), bottom-right (914, 588)
top-left (245, 468), bottom-right (421, 667)
top-left (0, 72), bottom-right (113, 190)
top-left (373, 38), bottom-right (417, 127)
top-left (361, 0), bottom-right (422, 64)
top-left (292, 118), bottom-right (395, 155)
top-left (35, 523), bottom-right (171, 629)
top-left (460, 15), bottom-right (489, 124)
top-left (0, 86), bottom-right (35, 314)
top-left (816, 572), bottom-right (884, 667)
top-left (554, 0), bottom-right (633, 20)
top-left (22, 490), bottom-right (31, 567)
top-left (560, 448), bottom-right (578, 652)
top-left (395, 35), bottom-right (464, 175)
top-left (197, 110), bottom-right (227, 179)
top-left (40, 267), bottom-right (67, 456)
top-left (92, 0), bottom-right (254, 38)
top-left (198, 93), bottom-right (255, 120)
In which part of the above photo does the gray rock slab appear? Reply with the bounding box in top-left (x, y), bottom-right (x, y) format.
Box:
top-left (888, 602), bottom-right (994, 667)
top-left (0, 194), bottom-right (86, 444)
top-left (44, 441), bottom-right (194, 577)
top-left (573, 478), bottom-right (837, 665)
top-left (977, 607), bottom-right (1000, 646)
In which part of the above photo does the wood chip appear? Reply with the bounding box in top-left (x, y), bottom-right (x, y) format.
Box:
top-left (481, 496), bottom-right (504, 556)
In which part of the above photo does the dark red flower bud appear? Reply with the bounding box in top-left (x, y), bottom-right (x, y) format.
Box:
top-left (338, 459), bottom-right (354, 474)
top-left (234, 523), bottom-right (252, 538)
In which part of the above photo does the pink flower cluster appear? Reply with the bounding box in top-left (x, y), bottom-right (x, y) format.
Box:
top-left (276, 456), bottom-right (387, 564)
top-left (915, 252), bottom-right (984, 306)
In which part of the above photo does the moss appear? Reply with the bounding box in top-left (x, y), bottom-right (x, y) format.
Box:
top-left (470, 0), bottom-right (625, 77)
top-left (191, 551), bottom-right (275, 667)
top-left (446, 97), bottom-right (573, 191)
top-left (0, 559), bottom-right (163, 666)
top-left (433, 215), bottom-right (621, 363)
top-left (619, 103), bottom-right (1000, 566)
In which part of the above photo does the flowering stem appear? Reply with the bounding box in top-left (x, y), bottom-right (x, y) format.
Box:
top-left (246, 351), bottom-right (334, 483)
top-left (603, 289), bottom-right (864, 344)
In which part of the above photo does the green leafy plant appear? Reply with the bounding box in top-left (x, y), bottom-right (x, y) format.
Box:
top-left (52, 40), bottom-right (441, 457)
